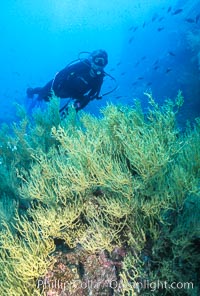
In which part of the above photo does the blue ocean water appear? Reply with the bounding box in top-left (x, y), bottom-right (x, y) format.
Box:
top-left (0, 0), bottom-right (199, 124)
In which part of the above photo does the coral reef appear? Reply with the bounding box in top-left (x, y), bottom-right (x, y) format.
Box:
top-left (187, 30), bottom-right (200, 71)
top-left (0, 93), bottom-right (199, 295)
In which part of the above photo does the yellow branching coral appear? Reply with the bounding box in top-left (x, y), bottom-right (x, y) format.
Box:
top-left (119, 251), bottom-right (146, 295)
top-left (79, 222), bottom-right (121, 253)
top-left (0, 214), bottom-right (55, 295)
top-left (98, 195), bottom-right (132, 220)
top-left (28, 200), bottom-right (85, 248)
top-left (0, 91), bottom-right (199, 295)
top-left (54, 130), bottom-right (133, 189)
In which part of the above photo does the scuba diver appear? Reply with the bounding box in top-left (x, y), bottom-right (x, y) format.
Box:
top-left (26, 49), bottom-right (116, 115)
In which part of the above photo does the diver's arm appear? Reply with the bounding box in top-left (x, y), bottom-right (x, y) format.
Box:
top-left (56, 60), bottom-right (90, 82)
top-left (88, 77), bottom-right (103, 99)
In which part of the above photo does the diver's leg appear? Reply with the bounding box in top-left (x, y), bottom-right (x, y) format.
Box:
top-left (26, 87), bottom-right (42, 98)
top-left (26, 80), bottom-right (53, 101)
top-left (38, 81), bottom-right (54, 101)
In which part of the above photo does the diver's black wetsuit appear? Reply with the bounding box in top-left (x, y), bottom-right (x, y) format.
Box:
top-left (28, 59), bottom-right (104, 111)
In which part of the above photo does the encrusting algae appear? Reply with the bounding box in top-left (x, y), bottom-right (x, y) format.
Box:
top-left (0, 92), bottom-right (199, 295)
